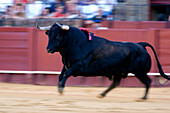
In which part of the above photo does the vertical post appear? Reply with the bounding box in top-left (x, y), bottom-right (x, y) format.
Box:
top-left (26, 28), bottom-right (38, 84)
top-left (147, 28), bottom-right (159, 87)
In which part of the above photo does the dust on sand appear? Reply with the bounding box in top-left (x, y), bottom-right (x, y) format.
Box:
top-left (0, 83), bottom-right (170, 113)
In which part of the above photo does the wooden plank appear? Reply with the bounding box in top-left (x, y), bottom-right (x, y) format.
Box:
top-left (0, 40), bottom-right (28, 48)
top-left (112, 21), bottom-right (139, 29)
top-left (0, 27), bottom-right (33, 32)
top-left (159, 38), bottom-right (170, 49)
top-left (0, 62), bottom-right (28, 70)
top-left (101, 21), bottom-right (166, 29)
top-left (161, 66), bottom-right (170, 73)
top-left (0, 56), bottom-right (26, 62)
top-left (159, 29), bottom-right (170, 39)
top-left (0, 48), bottom-right (27, 56)
top-left (159, 56), bottom-right (170, 66)
top-left (158, 48), bottom-right (170, 56)
top-left (0, 32), bottom-right (29, 40)
top-left (139, 21), bottom-right (165, 29)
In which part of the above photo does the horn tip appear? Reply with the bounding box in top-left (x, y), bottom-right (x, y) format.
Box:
top-left (62, 25), bottom-right (70, 30)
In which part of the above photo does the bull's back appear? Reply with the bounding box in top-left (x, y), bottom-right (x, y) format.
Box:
top-left (81, 38), bottom-right (132, 76)
top-left (82, 39), bottom-right (151, 76)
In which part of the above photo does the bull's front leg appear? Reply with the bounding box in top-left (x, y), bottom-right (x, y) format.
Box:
top-left (58, 65), bottom-right (66, 94)
top-left (58, 69), bottom-right (72, 94)
top-left (58, 62), bottom-right (83, 94)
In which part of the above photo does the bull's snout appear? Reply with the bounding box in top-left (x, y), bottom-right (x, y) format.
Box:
top-left (47, 48), bottom-right (54, 54)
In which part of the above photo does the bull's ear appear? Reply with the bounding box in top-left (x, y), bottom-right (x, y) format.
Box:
top-left (45, 30), bottom-right (49, 35)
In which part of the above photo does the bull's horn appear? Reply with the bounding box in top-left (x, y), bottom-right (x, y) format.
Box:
top-left (56, 22), bottom-right (69, 30)
top-left (36, 22), bottom-right (51, 31)
top-left (55, 22), bottom-right (62, 27)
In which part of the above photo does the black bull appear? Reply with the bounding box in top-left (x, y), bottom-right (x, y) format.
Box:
top-left (37, 23), bottom-right (169, 100)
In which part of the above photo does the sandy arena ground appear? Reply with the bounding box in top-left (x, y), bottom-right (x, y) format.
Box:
top-left (0, 83), bottom-right (170, 113)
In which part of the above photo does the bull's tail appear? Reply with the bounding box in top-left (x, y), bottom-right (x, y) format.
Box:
top-left (138, 42), bottom-right (170, 80)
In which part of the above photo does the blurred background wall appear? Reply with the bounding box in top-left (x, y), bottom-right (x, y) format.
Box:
top-left (0, 0), bottom-right (170, 87)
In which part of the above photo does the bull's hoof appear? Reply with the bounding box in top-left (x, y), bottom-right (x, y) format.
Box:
top-left (135, 98), bottom-right (147, 102)
top-left (97, 94), bottom-right (105, 98)
top-left (58, 88), bottom-right (64, 95)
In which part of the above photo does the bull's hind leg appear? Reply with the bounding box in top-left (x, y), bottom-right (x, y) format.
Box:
top-left (135, 73), bottom-right (151, 100)
top-left (97, 75), bottom-right (121, 98)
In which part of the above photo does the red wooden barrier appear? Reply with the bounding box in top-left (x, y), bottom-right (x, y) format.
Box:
top-left (158, 29), bottom-right (170, 73)
top-left (35, 30), bottom-right (63, 71)
top-left (0, 26), bottom-right (170, 87)
top-left (101, 21), bottom-right (166, 29)
top-left (0, 27), bottom-right (35, 71)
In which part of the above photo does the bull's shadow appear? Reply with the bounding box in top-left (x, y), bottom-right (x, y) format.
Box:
top-left (36, 22), bottom-right (169, 100)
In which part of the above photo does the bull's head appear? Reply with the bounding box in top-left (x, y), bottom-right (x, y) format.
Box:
top-left (36, 22), bottom-right (70, 53)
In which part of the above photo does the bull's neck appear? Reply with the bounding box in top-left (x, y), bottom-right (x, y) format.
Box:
top-left (58, 27), bottom-right (87, 54)
top-left (59, 38), bottom-right (85, 53)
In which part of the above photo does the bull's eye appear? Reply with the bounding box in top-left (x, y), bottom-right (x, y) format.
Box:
top-left (55, 34), bottom-right (62, 41)
top-left (56, 34), bottom-right (59, 37)
top-left (56, 34), bottom-right (60, 39)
